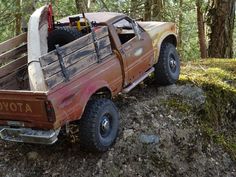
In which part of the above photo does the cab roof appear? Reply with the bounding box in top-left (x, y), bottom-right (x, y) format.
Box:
top-left (59, 12), bottom-right (126, 25)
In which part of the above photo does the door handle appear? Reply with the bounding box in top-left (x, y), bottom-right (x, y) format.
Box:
top-left (124, 45), bottom-right (132, 51)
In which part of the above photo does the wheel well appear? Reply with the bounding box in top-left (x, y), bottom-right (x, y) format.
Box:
top-left (162, 35), bottom-right (177, 47)
top-left (91, 87), bottom-right (112, 99)
top-left (71, 87), bottom-right (112, 124)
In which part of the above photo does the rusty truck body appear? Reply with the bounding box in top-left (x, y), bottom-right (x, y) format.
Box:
top-left (0, 10), bottom-right (179, 152)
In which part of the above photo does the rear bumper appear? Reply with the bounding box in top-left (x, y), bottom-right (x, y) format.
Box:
top-left (0, 127), bottom-right (60, 145)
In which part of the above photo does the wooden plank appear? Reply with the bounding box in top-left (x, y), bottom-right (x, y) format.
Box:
top-left (64, 43), bottom-right (95, 67)
top-left (2, 76), bottom-right (29, 90)
top-left (0, 55), bottom-right (27, 78)
top-left (42, 61), bottom-right (61, 79)
top-left (39, 26), bottom-right (109, 67)
top-left (58, 26), bottom-right (108, 59)
top-left (99, 44), bottom-right (113, 60)
top-left (0, 33), bottom-right (27, 55)
top-left (63, 35), bottom-right (110, 67)
top-left (66, 53), bottom-right (97, 78)
top-left (0, 73), bottom-right (16, 88)
top-left (45, 54), bottom-right (98, 89)
top-left (97, 36), bottom-right (111, 50)
top-left (42, 43), bottom-right (96, 78)
top-left (0, 65), bottom-right (27, 85)
top-left (40, 33), bottom-right (93, 67)
top-left (95, 26), bottom-right (109, 40)
top-left (42, 42), bottom-right (112, 86)
top-left (45, 72), bottom-right (64, 89)
top-left (0, 44), bottom-right (27, 65)
top-left (1, 78), bottom-right (18, 90)
top-left (44, 43), bottom-right (113, 89)
top-left (40, 26), bottom-right (111, 88)
top-left (0, 65), bottom-right (27, 89)
top-left (41, 35), bottom-right (110, 77)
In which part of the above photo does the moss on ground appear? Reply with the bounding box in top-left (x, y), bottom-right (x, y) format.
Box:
top-left (163, 97), bottom-right (193, 114)
top-left (179, 58), bottom-right (236, 160)
top-left (179, 59), bottom-right (236, 91)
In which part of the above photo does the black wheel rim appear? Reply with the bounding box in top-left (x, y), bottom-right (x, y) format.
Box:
top-left (169, 54), bottom-right (177, 73)
top-left (100, 113), bottom-right (112, 138)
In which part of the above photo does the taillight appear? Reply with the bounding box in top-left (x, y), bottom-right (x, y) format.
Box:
top-left (45, 101), bottom-right (56, 122)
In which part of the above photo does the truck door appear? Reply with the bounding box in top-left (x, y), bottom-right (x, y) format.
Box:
top-left (112, 18), bottom-right (154, 86)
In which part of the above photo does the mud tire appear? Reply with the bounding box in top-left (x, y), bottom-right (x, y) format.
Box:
top-left (154, 43), bottom-right (180, 85)
top-left (79, 98), bottom-right (119, 152)
top-left (47, 26), bottom-right (83, 52)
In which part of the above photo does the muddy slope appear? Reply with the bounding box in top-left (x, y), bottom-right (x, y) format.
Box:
top-left (0, 83), bottom-right (235, 177)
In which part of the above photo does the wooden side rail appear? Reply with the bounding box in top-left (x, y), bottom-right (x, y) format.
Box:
top-left (0, 33), bottom-right (28, 90)
top-left (40, 26), bottom-right (113, 89)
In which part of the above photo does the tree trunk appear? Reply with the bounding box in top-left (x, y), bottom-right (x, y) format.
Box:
top-left (15, 0), bottom-right (21, 35)
top-left (208, 0), bottom-right (235, 58)
top-left (196, 0), bottom-right (207, 58)
top-left (21, 0), bottom-right (36, 32)
top-left (144, 0), bottom-right (151, 21)
top-left (130, 0), bottom-right (137, 18)
top-left (152, 0), bottom-right (163, 21)
top-left (75, 0), bottom-right (88, 13)
top-left (75, 0), bottom-right (80, 12)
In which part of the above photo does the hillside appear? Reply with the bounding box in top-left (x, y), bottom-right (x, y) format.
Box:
top-left (0, 59), bottom-right (235, 177)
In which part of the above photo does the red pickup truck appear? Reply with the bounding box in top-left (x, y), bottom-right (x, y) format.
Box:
top-left (0, 7), bottom-right (180, 152)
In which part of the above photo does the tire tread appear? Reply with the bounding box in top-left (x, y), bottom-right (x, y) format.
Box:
top-left (79, 98), bottom-right (118, 152)
top-left (154, 43), bottom-right (180, 85)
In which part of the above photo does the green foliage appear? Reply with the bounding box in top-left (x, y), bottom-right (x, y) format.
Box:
top-left (36, 0), bottom-right (78, 19)
top-left (0, 0), bottom-right (19, 42)
top-left (0, 0), bottom-right (235, 59)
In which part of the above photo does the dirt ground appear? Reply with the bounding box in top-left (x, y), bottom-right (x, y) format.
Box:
top-left (0, 84), bottom-right (235, 177)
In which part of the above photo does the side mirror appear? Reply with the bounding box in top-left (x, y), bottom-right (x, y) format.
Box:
top-left (132, 21), bottom-right (142, 40)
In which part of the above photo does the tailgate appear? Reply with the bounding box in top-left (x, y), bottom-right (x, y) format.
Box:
top-left (0, 90), bottom-right (52, 129)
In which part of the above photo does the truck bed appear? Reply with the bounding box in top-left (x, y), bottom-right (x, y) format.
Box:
top-left (0, 33), bottom-right (53, 131)
top-left (0, 26), bottom-right (114, 130)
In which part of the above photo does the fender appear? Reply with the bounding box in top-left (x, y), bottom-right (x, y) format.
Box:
top-left (154, 32), bottom-right (177, 64)
top-left (72, 80), bottom-right (112, 121)
top-left (138, 21), bottom-right (177, 64)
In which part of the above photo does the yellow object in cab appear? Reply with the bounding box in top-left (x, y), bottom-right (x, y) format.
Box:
top-left (77, 21), bottom-right (81, 31)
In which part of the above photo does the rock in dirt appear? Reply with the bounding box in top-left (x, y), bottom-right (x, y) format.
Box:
top-left (139, 134), bottom-right (160, 144)
top-left (123, 129), bottom-right (134, 139)
top-left (159, 84), bottom-right (206, 107)
top-left (52, 172), bottom-right (61, 177)
top-left (27, 151), bottom-right (39, 160)
top-left (97, 159), bottom-right (103, 169)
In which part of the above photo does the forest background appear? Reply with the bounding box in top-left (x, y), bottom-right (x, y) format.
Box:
top-left (0, 0), bottom-right (235, 60)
